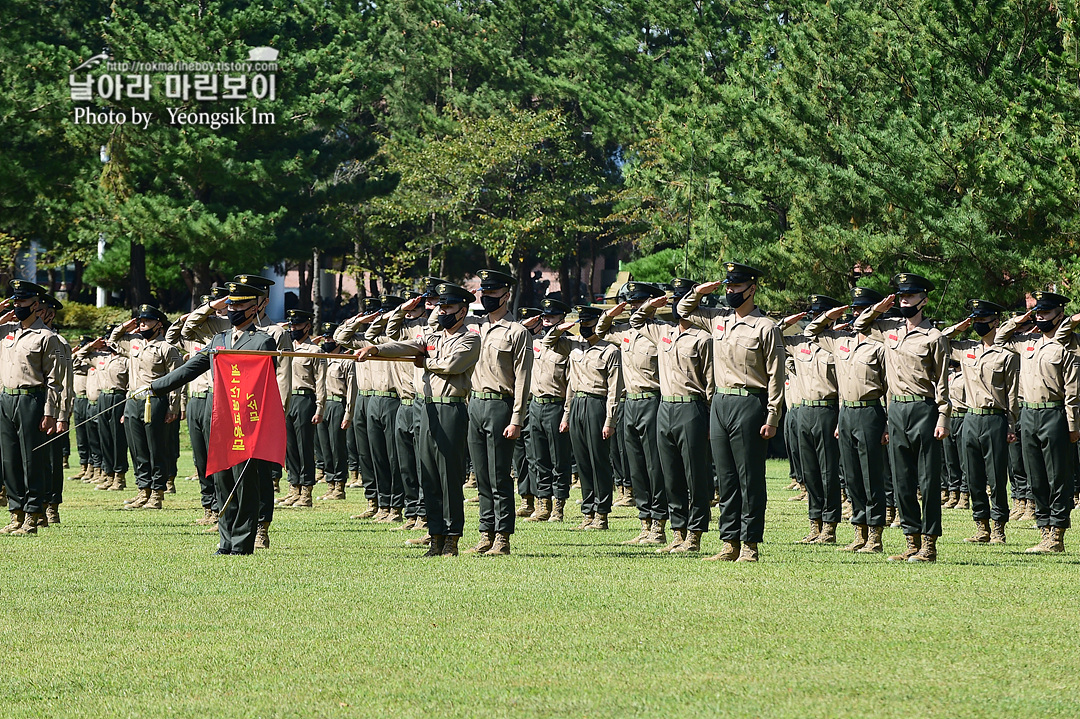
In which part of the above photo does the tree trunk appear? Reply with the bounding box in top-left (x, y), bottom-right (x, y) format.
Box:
top-left (129, 241), bottom-right (151, 307)
top-left (558, 256), bottom-right (572, 305)
top-left (297, 259), bottom-right (312, 312)
top-left (69, 259), bottom-right (84, 303)
top-left (311, 248), bottom-right (321, 325)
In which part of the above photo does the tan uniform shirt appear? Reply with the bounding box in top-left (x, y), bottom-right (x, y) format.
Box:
top-left (54, 333), bottom-right (74, 421)
top-left (629, 308), bottom-right (714, 399)
top-left (363, 313), bottom-right (405, 395)
top-left (529, 325), bottom-right (570, 400)
top-left (372, 308), bottom-right (419, 398)
top-left (289, 338), bottom-right (326, 415)
top-left (109, 325), bottom-right (183, 414)
top-left (90, 350), bottom-right (129, 395)
top-left (852, 310), bottom-right (950, 431)
top-left (376, 326), bottom-right (481, 399)
top-left (677, 290), bottom-right (786, 427)
top-left (996, 316), bottom-right (1080, 431)
top-left (942, 324), bottom-right (1019, 426)
top-left (386, 308), bottom-right (440, 399)
top-left (948, 369), bottom-right (967, 412)
top-left (73, 350), bottom-right (90, 397)
top-left (1, 319), bottom-right (76, 419)
top-left (462, 314), bottom-right (533, 426)
top-left (805, 314), bottom-right (887, 403)
top-left (80, 348), bottom-right (101, 402)
top-left (324, 356), bottom-right (356, 418)
top-left (782, 328), bottom-right (838, 403)
top-left (334, 316), bottom-right (377, 400)
top-left (596, 314), bottom-right (660, 395)
top-left (542, 327), bottom-right (623, 429)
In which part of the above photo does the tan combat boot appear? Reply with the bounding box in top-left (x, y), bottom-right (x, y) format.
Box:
top-left (575, 513), bottom-right (595, 530)
top-left (0, 510), bottom-right (25, 535)
top-left (1009, 499), bottom-right (1022, 522)
top-left (332, 481), bottom-right (346, 500)
top-left (736, 542), bottom-right (760, 562)
top-left (908, 534), bottom-right (937, 562)
top-left (351, 498), bottom-right (379, 520)
top-left (315, 469), bottom-right (325, 483)
top-left (484, 532), bottom-right (511, 556)
top-left (669, 530), bottom-right (702, 554)
top-left (45, 504), bottom-right (60, 525)
top-left (640, 519), bottom-right (667, 546)
top-left (656, 529), bottom-right (687, 554)
top-left (71, 464), bottom-right (88, 481)
top-left (548, 498), bottom-right (565, 523)
top-left (1025, 526), bottom-right (1052, 553)
top-left (785, 478), bottom-right (799, 491)
top-left (857, 526), bottom-right (884, 553)
top-left (528, 498), bottom-right (552, 522)
top-left (316, 482), bottom-right (336, 500)
top-left (406, 531), bottom-right (431, 547)
top-left (254, 522), bottom-right (270, 549)
top-left (621, 518), bottom-right (652, 545)
top-left (614, 486), bottom-right (635, 507)
top-left (346, 470), bottom-right (361, 488)
top-left (956, 492), bottom-right (969, 510)
top-left (1049, 527), bottom-right (1066, 552)
top-left (464, 531), bottom-right (495, 555)
top-left (797, 519), bottom-right (822, 544)
top-left (813, 522), bottom-right (838, 545)
top-left (990, 520), bottom-right (1007, 545)
top-left (711, 489), bottom-right (720, 507)
top-left (413, 516), bottom-right (428, 532)
top-left (840, 524), bottom-right (869, 552)
top-left (276, 485), bottom-right (300, 506)
top-left (273, 477), bottom-right (281, 494)
top-left (165, 477), bottom-right (176, 494)
top-left (789, 488), bottom-right (807, 502)
top-left (885, 506), bottom-right (896, 526)
top-left (940, 489), bottom-right (949, 505)
top-left (384, 507), bottom-right (404, 524)
top-left (423, 535), bottom-right (446, 557)
top-left (888, 533), bottom-right (921, 562)
top-left (441, 535), bottom-right (459, 557)
top-left (11, 512), bottom-right (41, 535)
top-left (704, 540), bottom-right (741, 562)
top-left (110, 473), bottom-right (127, 491)
top-left (515, 495), bottom-right (535, 517)
top-left (890, 508), bottom-right (902, 528)
top-left (944, 491), bottom-right (959, 509)
top-left (141, 490), bottom-right (164, 510)
top-left (841, 500), bottom-right (853, 521)
top-left (95, 473), bottom-right (113, 491)
top-left (587, 513), bottom-right (609, 530)
top-left (964, 519), bottom-right (991, 544)
top-left (372, 506), bottom-right (390, 521)
top-left (94, 468), bottom-right (111, 486)
top-left (293, 486), bottom-right (313, 508)
top-left (124, 487), bottom-right (151, 509)
top-left (1020, 500), bottom-right (1036, 522)
top-left (196, 507), bottom-right (214, 526)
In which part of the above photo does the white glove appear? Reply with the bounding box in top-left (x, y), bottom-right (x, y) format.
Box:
top-left (131, 385), bottom-right (154, 400)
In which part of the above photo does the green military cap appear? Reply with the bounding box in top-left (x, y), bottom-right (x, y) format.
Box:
top-left (40, 294), bottom-right (63, 311)
top-left (436, 283), bottom-right (474, 306)
top-left (721, 261), bottom-right (765, 284)
top-left (318, 322), bottom-right (338, 336)
top-left (808, 294), bottom-right (843, 313)
top-left (421, 277), bottom-right (449, 298)
top-left (285, 309), bottom-right (314, 323)
top-left (541, 298), bottom-right (571, 315)
top-left (361, 297), bottom-right (381, 313)
top-left (233, 274), bottom-right (275, 290)
top-left (965, 299), bottom-right (1006, 318)
top-left (7, 279), bottom-right (45, 300)
top-left (78, 334), bottom-right (95, 346)
top-left (380, 295), bottom-right (405, 311)
top-left (198, 294), bottom-right (213, 307)
top-left (477, 269), bottom-right (515, 290)
top-left (890, 273), bottom-right (936, 294)
top-left (670, 278), bottom-right (696, 298)
top-left (1032, 290), bottom-right (1069, 311)
top-left (624, 282), bottom-right (666, 302)
top-left (210, 286), bottom-right (229, 300)
top-left (225, 282), bottom-right (266, 303)
top-left (134, 303), bottom-right (170, 324)
top-left (517, 306), bottom-right (543, 321)
top-left (850, 286), bottom-right (885, 308)
top-left (574, 305), bottom-right (603, 321)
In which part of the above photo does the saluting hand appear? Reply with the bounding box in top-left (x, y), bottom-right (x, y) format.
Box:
top-left (871, 294), bottom-right (895, 314)
top-left (646, 295), bottom-right (668, 310)
top-left (825, 305), bottom-right (850, 321)
top-left (521, 315), bottom-right (542, 330)
top-left (780, 311), bottom-right (807, 329)
top-left (556, 320), bottom-right (576, 333)
top-left (210, 297), bottom-right (228, 311)
top-left (696, 280), bottom-right (724, 295)
top-left (0, 310), bottom-right (16, 324)
top-left (954, 317), bottom-right (973, 332)
top-left (604, 301), bottom-right (629, 318)
top-left (402, 295), bottom-right (424, 312)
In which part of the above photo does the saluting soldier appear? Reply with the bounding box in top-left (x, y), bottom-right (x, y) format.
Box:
top-left (276, 309), bottom-right (325, 509)
top-left (335, 297), bottom-right (382, 516)
top-left (459, 269), bottom-right (532, 556)
top-left (544, 305), bottom-right (623, 531)
top-left (110, 304), bottom-right (182, 511)
top-left (512, 306), bottom-right (542, 519)
top-left (940, 300), bottom-right (1019, 545)
top-left (38, 294), bottom-right (73, 526)
top-left (80, 333), bottom-right (106, 487)
top-left (147, 281), bottom-right (278, 554)
top-left (597, 282), bottom-right (667, 545)
top-left (853, 274), bottom-right (950, 562)
top-left (363, 296), bottom-right (408, 522)
top-left (677, 262), bottom-right (785, 563)
top-left (805, 287), bottom-right (890, 553)
top-left (69, 335), bottom-right (94, 481)
top-left (0, 280), bottom-right (67, 536)
top-left (995, 292), bottom-right (1080, 553)
top-left (355, 283), bottom-right (481, 557)
top-left (314, 323), bottom-right (355, 502)
top-left (630, 278), bottom-right (715, 553)
top-left (941, 360), bottom-right (969, 509)
top-left (83, 331), bottom-right (129, 492)
top-left (781, 295), bottom-right (843, 546)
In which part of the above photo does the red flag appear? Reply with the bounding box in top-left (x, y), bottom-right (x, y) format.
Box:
top-left (206, 353), bottom-right (286, 475)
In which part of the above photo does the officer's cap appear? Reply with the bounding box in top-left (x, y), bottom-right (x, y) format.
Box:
top-left (436, 283), bottom-right (474, 306)
top-left (850, 286), bottom-right (885, 308)
top-left (541, 298), bottom-right (571, 316)
top-left (721, 262), bottom-right (765, 285)
top-left (574, 305), bottom-right (603, 322)
top-left (477, 269), bottom-right (515, 290)
top-left (286, 309), bottom-right (314, 324)
top-left (670, 278), bottom-right (696, 298)
top-left (7, 279), bottom-right (45, 301)
top-left (380, 295), bottom-right (405, 311)
top-left (421, 277), bottom-right (449, 298)
top-left (808, 294), bottom-right (843, 313)
top-left (233, 274), bottom-right (275, 290)
top-left (78, 334), bottom-right (95, 346)
top-left (624, 282), bottom-right (665, 302)
top-left (965, 299), bottom-right (1006, 318)
top-left (319, 322), bottom-right (338, 336)
top-left (209, 286), bottom-right (229, 300)
top-left (361, 297), bottom-right (382, 313)
top-left (1032, 290), bottom-right (1069, 311)
top-left (198, 294), bottom-right (213, 307)
top-left (517, 307), bottom-right (543, 321)
top-left (890, 273), bottom-right (935, 294)
top-left (225, 282), bottom-right (266, 304)
top-left (134, 303), bottom-right (169, 324)
top-left (40, 294), bottom-right (63, 311)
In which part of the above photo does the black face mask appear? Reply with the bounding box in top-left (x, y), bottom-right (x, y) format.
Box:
top-left (897, 304), bottom-right (922, 319)
top-left (579, 322), bottom-right (596, 338)
top-left (480, 295), bottom-right (506, 314)
top-left (290, 328), bottom-right (308, 342)
top-left (320, 342), bottom-right (337, 354)
top-left (12, 305), bottom-right (34, 321)
top-left (1035, 318), bottom-right (1059, 333)
top-left (437, 312), bottom-right (461, 330)
top-left (137, 328), bottom-right (157, 340)
top-left (724, 290), bottom-right (747, 308)
top-left (973, 321), bottom-right (994, 337)
top-left (671, 295), bottom-right (687, 321)
top-left (227, 308), bottom-right (251, 327)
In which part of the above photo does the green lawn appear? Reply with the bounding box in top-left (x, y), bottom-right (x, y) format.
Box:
top-left (2, 432), bottom-right (1078, 718)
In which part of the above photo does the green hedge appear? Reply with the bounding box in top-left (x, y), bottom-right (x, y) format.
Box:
top-left (55, 302), bottom-right (133, 332)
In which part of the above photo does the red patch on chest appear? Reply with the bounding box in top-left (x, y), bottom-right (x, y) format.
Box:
top-left (966, 353), bottom-right (976, 359)
top-left (661, 337), bottom-right (672, 344)
top-left (1026, 346), bottom-right (1035, 352)
top-left (4, 334), bottom-right (12, 341)
top-left (800, 348), bottom-right (811, 355)
top-left (888, 334), bottom-right (898, 341)
top-left (839, 346), bottom-right (850, 353)
top-left (425, 345), bottom-right (436, 352)
top-left (215, 345), bottom-right (225, 350)
top-left (623, 337), bottom-right (630, 343)
top-left (716, 325), bottom-right (725, 331)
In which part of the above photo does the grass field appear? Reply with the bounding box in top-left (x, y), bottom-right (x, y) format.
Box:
top-left (2, 430), bottom-right (1079, 718)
